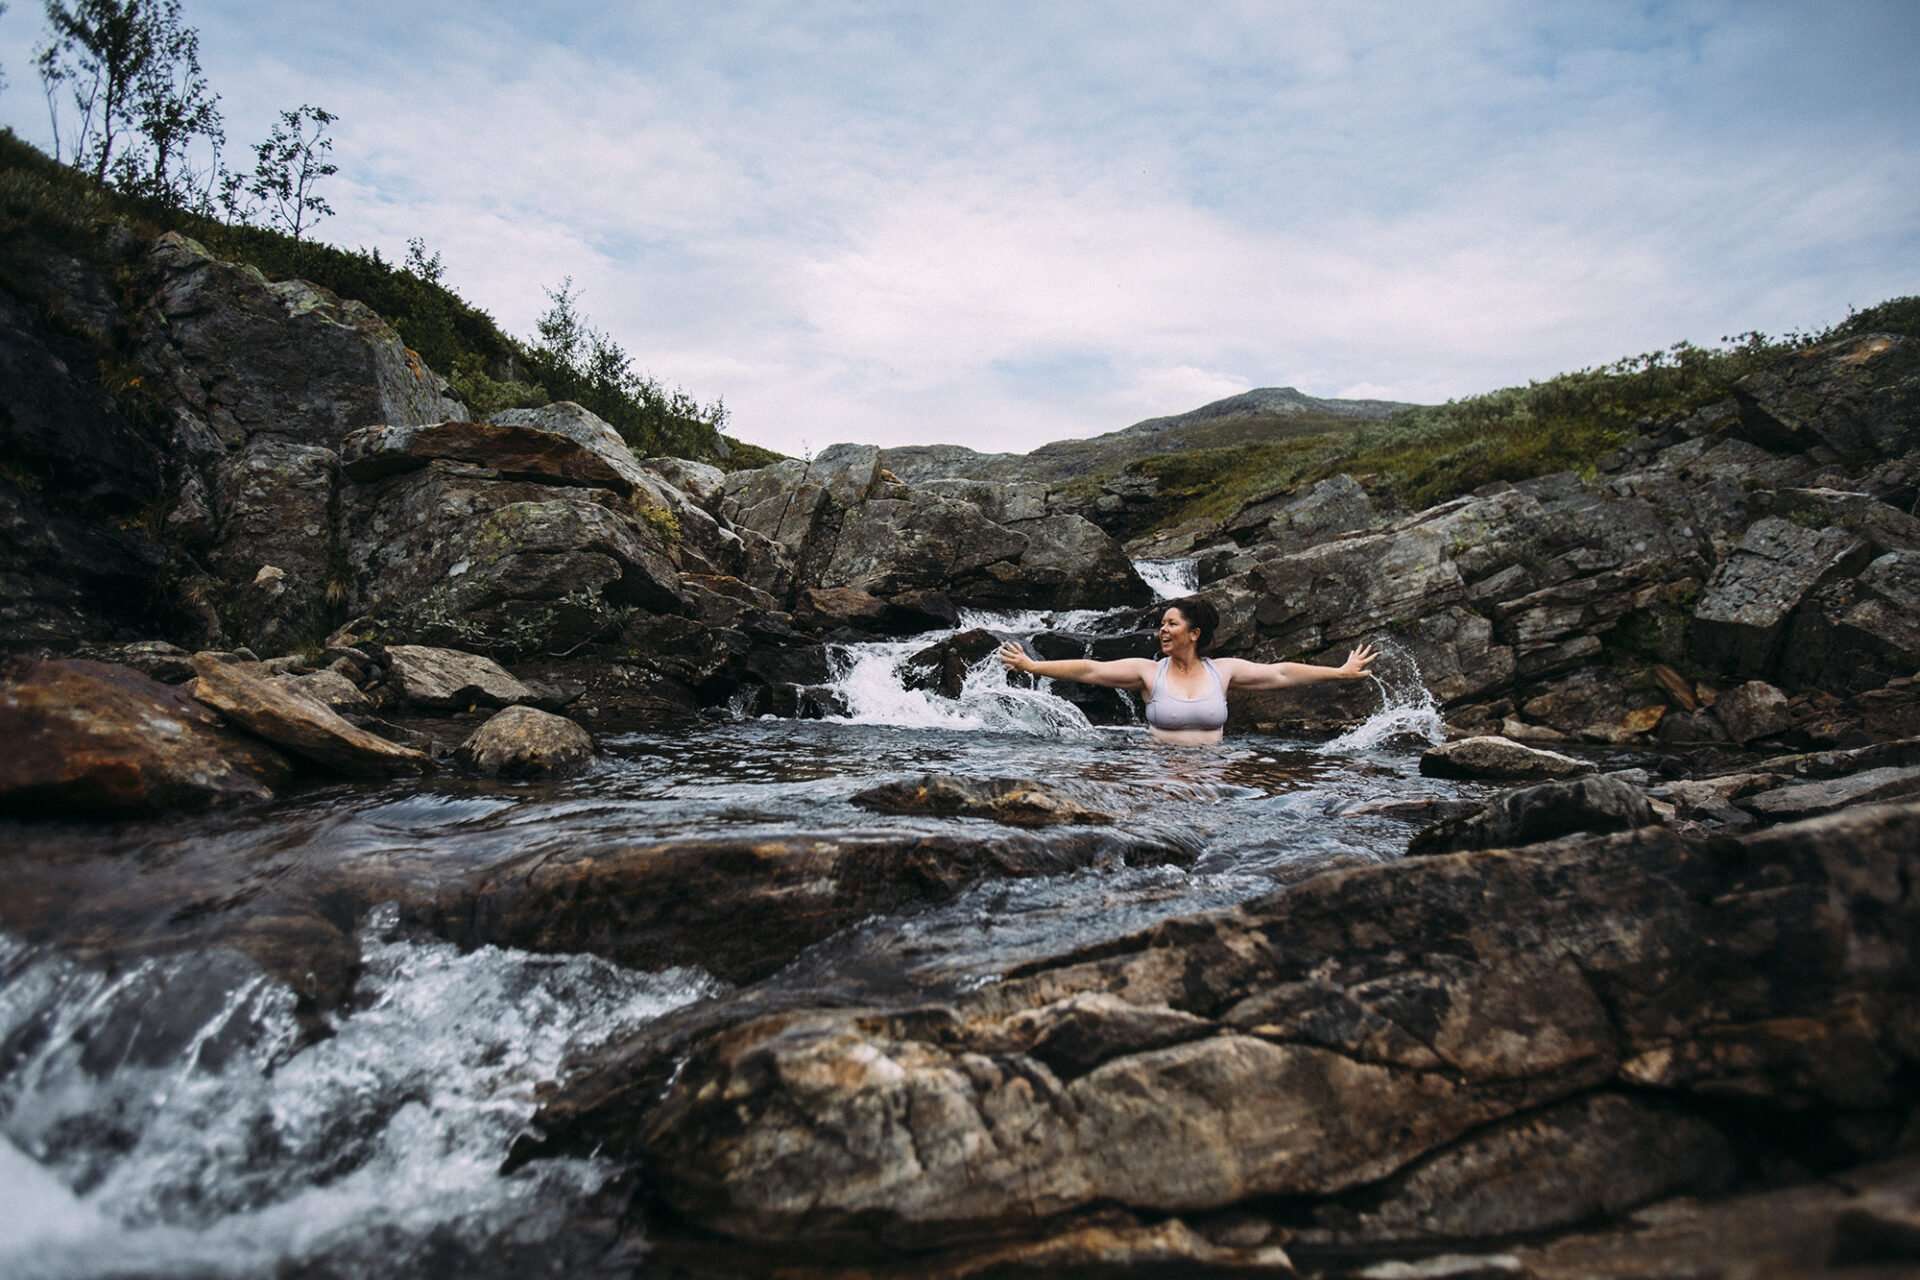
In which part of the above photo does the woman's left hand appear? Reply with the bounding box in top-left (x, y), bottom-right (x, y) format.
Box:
top-left (1340, 643), bottom-right (1379, 678)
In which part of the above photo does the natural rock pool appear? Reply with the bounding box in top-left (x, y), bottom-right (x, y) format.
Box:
top-left (1, 582), bottom-right (1497, 1278)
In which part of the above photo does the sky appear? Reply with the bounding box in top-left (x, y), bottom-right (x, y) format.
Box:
top-left (3, 1), bottom-right (1917, 457)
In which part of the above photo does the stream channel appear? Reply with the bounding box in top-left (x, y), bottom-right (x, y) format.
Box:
top-left (0, 559), bottom-right (1496, 1278)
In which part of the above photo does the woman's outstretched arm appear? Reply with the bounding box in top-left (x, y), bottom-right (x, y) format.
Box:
top-left (999, 644), bottom-right (1154, 691)
top-left (1216, 644), bottom-right (1377, 691)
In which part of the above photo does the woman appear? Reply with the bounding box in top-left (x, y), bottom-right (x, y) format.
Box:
top-left (997, 596), bottom-right (1377, 744)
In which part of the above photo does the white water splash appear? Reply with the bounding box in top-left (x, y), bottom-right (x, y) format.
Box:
top-left (1134, 558), bottom-right (1199, 601)
top-left (0, 912), bottom-right (722, 1279)
top-left (824, 631), bottom-right (1096, 736)
top-left (1319, 638), bottom-right (1445, 753)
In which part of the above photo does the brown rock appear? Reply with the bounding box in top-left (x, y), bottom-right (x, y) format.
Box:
top-left (851, 774), bottom-right (1118, 827)
top-left (340, 419), bottom-right (643, 492)
top-left (453, 706), bottom-right (595, 779)
top-left (0, 659), bottom-right (292, 815)
top-left (189, 654), bottom-right (428, 777)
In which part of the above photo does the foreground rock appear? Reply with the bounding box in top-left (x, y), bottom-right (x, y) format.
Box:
top-left (189, 654), bottom-right (428, 777)
top-left (454, 706), bottom-right (595, 779)
top-left (0, 659), bottom-right (292, 814)
top-left (1407, 775), bottom-right (1654, 855)
top-left (520, 800), bottom-right (1920, 1272)
top-left (1418, 736), bottom-right (1591, 781)
top-left (851, 774), bottom-right (1118, 827)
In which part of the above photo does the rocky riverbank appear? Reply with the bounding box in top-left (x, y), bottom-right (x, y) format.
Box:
top-left (5, 223), bottom-right (1920, 1275)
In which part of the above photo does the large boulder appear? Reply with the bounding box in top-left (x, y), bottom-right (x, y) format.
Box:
top-left (341, 418), bottom-right (645, 492)
top-left (134, 232), bottom-right (462, 452)
top-left (1221, 473), bottom-right (1375, 551)
top-left (341, 466), bottom-right (687, 653)
top-left (0, 659), bottom-right (292, 815)
top-left (966, 513), bottom-right (1154, 609)
top-left (851, 774), bottom-right (1118, 827)
top-left (1691, 516), bottom-right (1871, 678)
top-left (378, 644), bottom-right (541, 712)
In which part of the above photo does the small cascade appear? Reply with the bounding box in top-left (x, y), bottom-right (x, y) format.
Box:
top-left (1320, 638), bottom-right (1446, 752)
top-left (1135, 558), bottom-right (1199, 601)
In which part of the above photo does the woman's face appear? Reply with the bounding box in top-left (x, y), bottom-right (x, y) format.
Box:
top-left (1158, 607), bottom-right (1199, 653)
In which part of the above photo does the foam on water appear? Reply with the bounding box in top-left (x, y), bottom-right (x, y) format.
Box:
top-left (1319, 638), bottom-right (1446, 753)
top-left (824, 632), bottom-right (1097, 737)
top-left (0, 910), bottom-right (722, 1278)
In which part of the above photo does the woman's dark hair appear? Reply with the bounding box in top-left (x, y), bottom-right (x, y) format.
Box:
top-left (1162, 596), bottom-right (1219, 654)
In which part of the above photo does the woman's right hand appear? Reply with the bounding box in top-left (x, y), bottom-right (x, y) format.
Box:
top-left (999, 642), bottom-right (1033, 675)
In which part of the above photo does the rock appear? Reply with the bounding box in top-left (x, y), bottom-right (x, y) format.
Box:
top-left (1730, 332), bottom-right (1920, 463)
top-left (134, 232), bottom-right (462, 452)
top-left (794, 585), bottom-right (956, 636)
top-left (341, 467), bottom-right (688, 651)
top-left (640, 456), bottom-right (727, 509)
top-left (1408, 775), bottom-right (1655, 854)
top-left (453, 705), bottom-right (595, 779)
top-left (188, 654), bottom-right (429, 777)
top-left (851, 774), bottom-right (1117, 827)
top-left (0, 659), bottom-right (292, 815)
top-left (1781, 548), bottom-right (1920, 691)
top-left (1222, 473), bottom-right (1374, 552)
top-left (203, 438), bottom-right (338, 650)
top-left (1419, 737), bottom-right (1592, 781)
top-left (1691, 517), bottom-right (1870, 678)
top-left (72, 640), bottom-right (197, 683)
top-left (1298, 1093), bottom-right (1733, 1246)
top-left (274, 668), bottom-right (372, 714)
top-left (407, 826), bottom-right (1193, 985)
top-left (521, 802), bottom-right (1920, 1264)
top-left (969, 513), bottom-right (1154, 609)
top-left (1741, 765), bottom-right (1920, 821)
top-left (1712, 679), bottom-right (1793, 744)
top-left (917, 477), bottom-right (1050, 523)
top-left (813, 493), bottom-right (1027, 597)
top-left (903, 629), bottom-right (1005, 700)
top-left (341, 418), bottom-right (644, 492)
top-left (379, 645), bottom-right (540, 712)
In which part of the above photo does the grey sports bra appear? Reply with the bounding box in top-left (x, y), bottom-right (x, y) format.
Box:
top-left (1145, 657), bottom-right (1228, 731)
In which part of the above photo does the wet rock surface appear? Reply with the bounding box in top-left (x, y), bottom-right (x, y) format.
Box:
top-left (189, 653), bottom-right (429, 777)
top-left (850, 773), bottom-right (1119, 827)
top-left (454, 705), bottom-right (595, 779)
top-left (525, 800), bottom-right (1920, 1273)
top-left (0, 659), bottom-right (293, 814)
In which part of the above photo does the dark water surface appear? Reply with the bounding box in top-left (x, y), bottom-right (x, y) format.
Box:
top-left (0, 593), bottom-right (1490, 1276)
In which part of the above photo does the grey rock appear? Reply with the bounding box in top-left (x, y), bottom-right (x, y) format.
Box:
top-left (1409, 775), bottom-right (1655, 854)
top-left (1419, 736), bottom-right (1592, 781)
top-left (1691, 517), bottom-right (1870, 677)
top-left (380, 645), bottom-right (540, 712)
top-left (1742, 765), bottom-right (1920, 821)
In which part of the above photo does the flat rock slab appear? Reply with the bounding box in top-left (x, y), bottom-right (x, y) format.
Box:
top-left (1408, 775), bottom-right (1654, 855)
top-left (1419, 736), bottom-right (1591, 781)
top-left (190, 654), bottom-right (429, 778)
top-left (0, 659), bottom-right (292, 815)
top-left (454, 705), bottom-right (594, 779)
top-left (381, 644), bottom-right (539, 712)
top-left (1742, 764), bottom-right (1920, 820)
top-left (1691, 516), bottom-right (1868, 677)
top-left (520, 801), bottom-right (1920, 1268)
top-left (851, 774), bottom-right (1118, 827)
top-left (340, 419), bottom-right (642, 493)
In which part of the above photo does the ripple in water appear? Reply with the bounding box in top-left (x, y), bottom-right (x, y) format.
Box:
top-left (0, 910), bottom-right (722, 1279)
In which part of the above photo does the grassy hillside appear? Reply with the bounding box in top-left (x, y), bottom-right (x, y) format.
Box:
top-left (1106, 299), bottom-right (1920, 536)
top-left (0, 129), bottom-right (776, 467)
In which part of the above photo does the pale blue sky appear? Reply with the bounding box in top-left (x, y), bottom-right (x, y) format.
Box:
top-left (4, 1), bottom-right (1916, 456)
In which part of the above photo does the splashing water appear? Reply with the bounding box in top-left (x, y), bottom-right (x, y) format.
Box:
top-left (0, 909), bottom-right (723, 1279)
top-left (1135, 558), bottom-right (1199, 601)
top-left (1320, 637), bottom-right (1446, 752)
top-left (824, 628), bottom-right (1098, 737)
